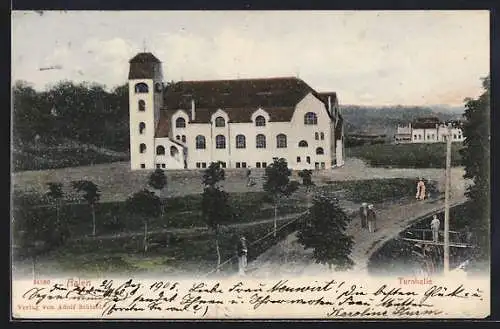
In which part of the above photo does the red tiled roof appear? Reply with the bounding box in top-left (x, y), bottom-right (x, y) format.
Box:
top-left (161, 77), bottom-right (335, 124)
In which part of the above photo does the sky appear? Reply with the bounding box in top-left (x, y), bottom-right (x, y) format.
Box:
top-left (12, 10), bottom-right (489, 106)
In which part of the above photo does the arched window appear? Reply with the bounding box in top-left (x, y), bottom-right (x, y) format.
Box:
top-left (176, 117), bottom-right (186, 128)
top-left (215, 116), bottom-right (225, 127)
top-left (156, 145), bottom-right (165, 155)
top-left (216, 135), bottom-right (226, 149)
top-left (139, 122), bottom-right (145, 134)
top-left (315, 132), bottom-right (319, 140)
top-left (181, 135), bottom-right (186, 143)
top-left (135, 83), bottom-right (149, 93)
top-left (276, 134), bottom-right (287, 148)
top-left (196, 135), bottom-right (206, 149)
top-left (255, 115), bottom-right (266, 127)
top-left (139, 143), bottom-right (147, 153)
top-left (170, 146), bottom-right (179, 157)
top-left (320, 132), bottom-right (325, 140)
top-left (298, 140), bottom-right (308, 147)
top-left (138, 100), bottom-right (145, 111)
top-left (236, 134), bottom-right (246, 149)
top-left (316, 147), bottom-right (324, 155)
top-left (304, 112), bottom-right (318, 125)
top-left (256, 134), bottom-right (266, 149)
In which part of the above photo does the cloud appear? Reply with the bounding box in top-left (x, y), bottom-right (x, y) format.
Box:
top-left (12, 10), bottom-right (489, 105)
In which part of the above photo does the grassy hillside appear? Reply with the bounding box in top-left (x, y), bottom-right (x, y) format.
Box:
top-left (12, 138), bottom-right (129, 172)
top-left (346, 143), bottom-right (464, 168)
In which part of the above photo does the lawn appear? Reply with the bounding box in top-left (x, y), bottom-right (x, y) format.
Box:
top-left (318, 178), bottom-right (440, 204)
top-left (345, 143), bottom-right (464, 168)
top-left (23, 213), bottom-right (307, 276)
top-left (12, 191), bottom-right (306, 240)
top-left (12, 148), bottom-right (129, 172)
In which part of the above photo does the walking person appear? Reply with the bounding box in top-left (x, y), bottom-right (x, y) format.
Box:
top-left (237, 236), bottom-right (248, 275)
top-left (430, 215), bottom-right (440, 242)
top-left (416, 178), bottom-right (426, 200)
top-left (367, 204), bottom-right (377, 233)
top-left (359, 202), bottom-right (368, 229)
top-left (246, 167), bottom-right (252, 187)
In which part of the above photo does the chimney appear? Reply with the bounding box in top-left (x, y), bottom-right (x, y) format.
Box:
top-left (328, 96), bottom-right (332, 117)
top-left (191, 99), bottom-right (196, 121)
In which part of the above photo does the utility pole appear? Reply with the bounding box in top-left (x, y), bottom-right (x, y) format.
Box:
top-left (443, 123), bottom-right (452, 274)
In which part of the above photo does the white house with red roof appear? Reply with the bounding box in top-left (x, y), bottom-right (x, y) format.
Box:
top-left (128, 52), bottom-right (345, 170)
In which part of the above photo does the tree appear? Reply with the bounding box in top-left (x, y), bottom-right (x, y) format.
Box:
top-left (126, 189), bottom-right (161, 252)
top-left (201, 161), bottom-right (233, 271)
top-left (298, 169), bottom-right (315, 207)
top-left (460, 75), bottom-right (490, 259)
top-left (297, 193), bottom-right (354, 270)
top-left (148, 169), bottom-right (168, 216)
top-left (45, 182), bottom-right (64, 223)
top-left (71, 180), bottom-right (101, 237)
top-left (263, 158), bottom-right (299, 236)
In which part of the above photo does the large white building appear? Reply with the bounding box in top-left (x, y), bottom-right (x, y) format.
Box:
top-left (395, 117), bottom-right (464, 144)
top-left (128, 52), bottom-right (345, 171)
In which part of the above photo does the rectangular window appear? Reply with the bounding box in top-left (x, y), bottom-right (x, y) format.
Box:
top-left (321, 162), bottom-right (325, 169)
top-left (297, 156), bottom-right (301, 163)
top-left (273, 157), bottom-right (278, 161)
top-left (161, 164), bottom-right (166, 168)
top-left (306, 156), bottom-right (311, 164)
top-left (315, 162), bottom-right (320, 169)
top-left (140, 163), bottom-right (146, 169)
top-left (236, 162), bottom-right (241, 168)
top-left (221, 162), bottom-right (227, 168)
top-left (242, 162), bottom-right (247, 168)
top-left (202, 162), bottom-right (207, 168)
top-left (256, 162), bottom-right (261, 168)
top-left (156, 164), bottom-right (161, 169)
top-left (262, 162), bottom-right (267, 168)
top-left (196, 162), bottom-right (201, 168)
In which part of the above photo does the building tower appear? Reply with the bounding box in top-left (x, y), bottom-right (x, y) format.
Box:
top-left (128, 52), bottom-right (164, 170)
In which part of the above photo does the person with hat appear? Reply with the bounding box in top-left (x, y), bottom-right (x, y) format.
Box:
top-left (367, 204), bottom-right (377, 233)
top-left (359, 202), bottom-right (368, 229)
top-left (237, 236), bottom-right (248, 275)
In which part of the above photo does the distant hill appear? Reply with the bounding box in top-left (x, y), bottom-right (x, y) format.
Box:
top-left (341, 105), bottom-right (464, 140)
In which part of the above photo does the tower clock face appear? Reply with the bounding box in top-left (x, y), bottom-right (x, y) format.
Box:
top-left (155, 83), bottom-right (163, 93)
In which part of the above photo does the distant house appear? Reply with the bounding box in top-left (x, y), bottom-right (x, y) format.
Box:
top-left (395, 117), bottom-right (464, 144)
top-left (128, 52), bottom-right (345, 171)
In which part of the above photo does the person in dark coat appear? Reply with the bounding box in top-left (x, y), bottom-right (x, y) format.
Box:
top-left (367, 204), bottom-right (377, 233)
top-left (237, 236), bottom-right (248, 275)
top-left (359, 202), bottom-right (368, 229)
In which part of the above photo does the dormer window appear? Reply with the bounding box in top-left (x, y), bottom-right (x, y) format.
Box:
top-left (135, 83), bottom-right (149, 93)
top-left (255, 115), bottom-right (266, 127)
top-left (215, 116), bottom-right (225, 127)
top-left (176, 117), bottom-right (186, 128)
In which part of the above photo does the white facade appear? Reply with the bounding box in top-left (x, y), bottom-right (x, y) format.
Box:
top-left (395, 122), bottom-right (464, 144)
top-left (128, 53), bottom-right (344, 171)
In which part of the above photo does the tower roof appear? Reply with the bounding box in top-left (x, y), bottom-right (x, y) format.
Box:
top-left (128, 52), bottom-right (161, 79)
top-left (129, 52), bottom-right (161, 64)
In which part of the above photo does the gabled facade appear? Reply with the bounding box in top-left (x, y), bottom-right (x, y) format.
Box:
top-left (395, 117), bottom-right (464, 144)
top-left (128, 52), bottom-right (345, 170)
